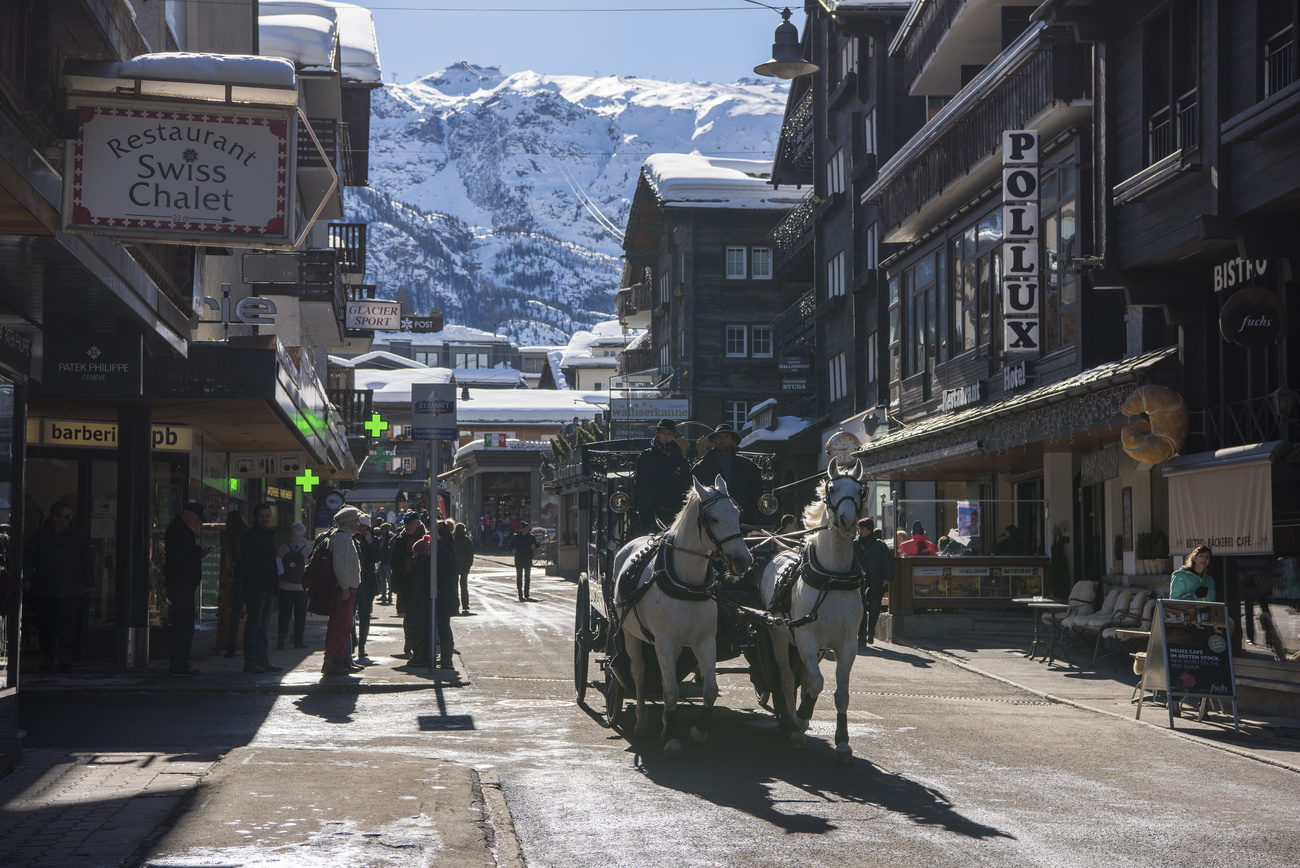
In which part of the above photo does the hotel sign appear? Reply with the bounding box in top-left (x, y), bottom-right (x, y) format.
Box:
top-left (64, 97), bottom-right (294, 246)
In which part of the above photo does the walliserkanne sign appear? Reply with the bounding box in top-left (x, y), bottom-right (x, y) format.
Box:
top-left (64, 97), bottom-right (295, 246)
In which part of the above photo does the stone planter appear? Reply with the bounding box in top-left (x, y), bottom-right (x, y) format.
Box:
top-left (1112, 560), bottom-right (1124, 575)
top-left (1138, 558), bottom-right (1170, 575)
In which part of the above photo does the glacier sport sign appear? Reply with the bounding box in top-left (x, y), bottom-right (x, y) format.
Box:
top-left (64, 97), bottom-right (294, 246)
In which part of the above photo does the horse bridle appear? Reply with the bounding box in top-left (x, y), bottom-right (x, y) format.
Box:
top-left (661, 491), bottom-right (744, 560)
top-left (822, 477), bottom-right (866, 524)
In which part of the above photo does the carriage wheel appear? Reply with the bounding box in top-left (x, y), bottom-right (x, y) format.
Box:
top-left (574, 574), bottom-right (591, 704)
top-left (604, 634), bottom-right (625, 727)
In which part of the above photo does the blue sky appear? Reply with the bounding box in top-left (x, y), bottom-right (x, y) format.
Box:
top-left (345, 1), bottom-right (796, 84)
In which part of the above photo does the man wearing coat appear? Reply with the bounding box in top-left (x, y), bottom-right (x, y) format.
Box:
top-left (631, 418), bottom-right (691, 536)
top-left (162, 502), bottom-right (210, 676)
top-left (692, 422), bottom-right (765, 526)
top-left (240, 503), bottom-right (282, 674)
top-left (854, 518), bottom-right (894, 645)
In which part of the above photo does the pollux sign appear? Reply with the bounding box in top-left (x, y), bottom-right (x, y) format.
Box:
top-left (1001, 130), bottom-right (1040, 354)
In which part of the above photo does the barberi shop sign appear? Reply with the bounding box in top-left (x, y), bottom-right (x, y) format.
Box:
top-left (64, 97), bottom-right (294, 246)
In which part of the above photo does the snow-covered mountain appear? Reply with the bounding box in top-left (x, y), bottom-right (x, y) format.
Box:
top-left (344, 62), bottom-right (789, 344)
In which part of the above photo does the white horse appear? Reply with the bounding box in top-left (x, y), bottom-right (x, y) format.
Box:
top-left (613, 475), bottom-right (753, 758)
top-left (759, 461), bottom-right (866, 763)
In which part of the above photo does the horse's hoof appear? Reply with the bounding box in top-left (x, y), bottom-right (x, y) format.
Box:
top-left (789, 731), bottom-right (805, 750)
top-left (689, 725), bottom-right (708, 745)
top-left (836, 742), bottom-right (853, 764)
top-left (634, 722), bottom-right (652, 739)
top-left (664, 739), bottom-right (683, 759)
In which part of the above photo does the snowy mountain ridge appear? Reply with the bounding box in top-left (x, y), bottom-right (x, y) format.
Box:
top-left (345, 61), bottom-right (789, 344)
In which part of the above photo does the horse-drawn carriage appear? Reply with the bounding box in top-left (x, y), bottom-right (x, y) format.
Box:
top-left (571, 435), bottom-right (871, 761)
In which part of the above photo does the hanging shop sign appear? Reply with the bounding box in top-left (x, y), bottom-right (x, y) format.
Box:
top-left (1212, 256), bottom-right (1270, 292)
top-left (1001, 130), bottom-right (1040, 353)
top-left (40, 332), bottom-right (143, 397)
top-left (64, 96), bottom-right (295, 247)
top-left (231, 451), bottom-right (306, 478)
top-left (1218, 288), bottom-right (1287, 348)
top-left (346, 300), bottom-right (403, 331)
top-left (32, 419), bottom-right (192, 452)
top-left (399, 315), bottom-right (445, 333)
top-left (610, 398), bottom-right (688, 423)
top-left (942, 381), bottom-right (984, 412)
top-left (1003, 360), bottom-right (1029, 392)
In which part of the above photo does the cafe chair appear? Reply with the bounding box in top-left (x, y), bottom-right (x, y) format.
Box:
top-left (1074, 588), bottom-right (1153, 666)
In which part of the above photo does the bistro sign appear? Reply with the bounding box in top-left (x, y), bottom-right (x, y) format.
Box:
top-left (64, 97), bottom-right (294, 246)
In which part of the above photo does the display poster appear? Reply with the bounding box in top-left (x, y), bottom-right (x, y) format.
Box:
top-left (1002, 566), bottom-right (1044, 598)
top-left (910, 564), bottom-right (1041, 600)
top-left (1145, 600), bottom-right (1236, 701)
top-left (957, 501), bottom-right (981, 538)
top-left (912, 566), bottom-right (946, 598)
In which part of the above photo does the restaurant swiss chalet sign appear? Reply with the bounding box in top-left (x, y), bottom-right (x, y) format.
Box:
top-left (64, 97), bottom-right (295, 246)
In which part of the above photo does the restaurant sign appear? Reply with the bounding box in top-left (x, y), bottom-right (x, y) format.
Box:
top-left (64, 97), bottom-right (295, 246)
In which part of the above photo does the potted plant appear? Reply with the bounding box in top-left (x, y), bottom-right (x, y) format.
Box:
top-left (1135, 530), bottom-right (1169, 575)
top-left (1113, 535), bottom-right (1124, 575)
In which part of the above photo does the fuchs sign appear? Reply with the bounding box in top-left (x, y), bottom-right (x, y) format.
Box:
top-left (64, 97), bottom-right (294, 246)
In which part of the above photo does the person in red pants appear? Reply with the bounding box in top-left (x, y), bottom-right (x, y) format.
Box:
top-left (322, 506), bottom-right (363, 676)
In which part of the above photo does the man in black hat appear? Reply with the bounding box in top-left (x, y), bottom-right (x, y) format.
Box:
top-left (692, 422), bottom-right (764, 525)
top-left (631, 418), bottom-right (691, 536)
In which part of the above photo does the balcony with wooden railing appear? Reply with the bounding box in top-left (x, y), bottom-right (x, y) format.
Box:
top-left (329, 223), bottom-right (367, 276)
top-left (327, 387), bottom-right (375, 439)
top-left (770, 189), bottom-right (818, 279)
top-left (771, 288), bottom-right (816, 359)
top-left (617, 346), bottom-right (657, 376)
top-left (871, 39), bottom-right (1092, 242)
top-left (616, 282), bottom-right (655, 329)
top-left (773, 89), bottom-right (815, 185)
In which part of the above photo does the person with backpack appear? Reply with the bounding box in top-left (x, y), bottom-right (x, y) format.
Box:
top-left (276, 523), bottom-right (311, 650)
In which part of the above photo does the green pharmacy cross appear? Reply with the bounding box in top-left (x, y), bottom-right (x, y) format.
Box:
top-left (364, 412), bottom-right (389, 438)
top-left (296, 468), bottom-right (320, 493)
top-left (371, 446), bottom-right (393, 466)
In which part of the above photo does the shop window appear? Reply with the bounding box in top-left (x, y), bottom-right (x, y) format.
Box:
top-left (899, 252), bottom-right (938, 378)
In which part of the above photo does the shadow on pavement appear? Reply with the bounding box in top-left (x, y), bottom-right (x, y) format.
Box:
top-left (628, 708), bottom-right (1015, 841)
top-left (293, 691), bottom-right (359, 724)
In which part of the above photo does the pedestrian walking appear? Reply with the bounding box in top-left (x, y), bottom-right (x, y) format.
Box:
top-left (162, 502), bottom-right (209, 676)
top-left (452, 522), bottom-right (475, 613)
top-left (23, 502), bottom-right (93, 671)
top-left (512, 522), bottom-right (539, 601)
top-left (352, 515), bottom-right (381, 662)
top-left (275, 523), bottom-right (311, 650)
top-left (322, 506), bottom-right (364, 676)
top-left (854, 518), bottom-right (893, 645)
top-left (239, 503), bottom-right (282, 674)
top-left (376, 522), bottom-right (393, 604)
top-left (389, 511), bottom-right (425, 655)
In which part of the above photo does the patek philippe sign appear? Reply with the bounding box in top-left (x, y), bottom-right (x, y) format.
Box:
top-left (64, 97), bottom-right (294, 246)
top-left (41, 333), bottom-right (143, 397)
top-left (411, 383), bottom-right (458, 440)
top-left (346, 301), bottom-right (403, 331)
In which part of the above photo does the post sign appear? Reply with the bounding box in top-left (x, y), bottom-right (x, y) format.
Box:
top-left (411, 383), bottom-right (457, 440)
top-left (346, 300), bottom-right (403, 331)
top-left (65, 97), bottom-right (294, 246)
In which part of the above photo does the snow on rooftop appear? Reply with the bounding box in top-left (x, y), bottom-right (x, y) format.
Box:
top-left (352, 367), bottom-right (453, 401)
top-left (739, 415), bottom-right (815, 448)
top-left (453, 368), bottom-right (526, 387)
top-left (453, 388), bottom-right (607, 426)
top-left (642, 154), bottom-right (805, 209)
top-left (259, 1), bottom-right (382, 83)
top-left (372, 323), bottom-right (510, 346)
top-left (342, 350), bottom-right (427, 369)
top-left (120, 53), bottom-right (297, 89)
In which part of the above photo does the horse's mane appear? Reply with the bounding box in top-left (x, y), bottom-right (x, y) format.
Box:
top-left (801, 480), bottom-right (830, 529)
top-left (666, 485), bottom-right (701, 537)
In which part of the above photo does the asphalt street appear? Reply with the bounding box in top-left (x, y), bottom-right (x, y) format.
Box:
top-left (15, 555), bottom-right (1300, 867)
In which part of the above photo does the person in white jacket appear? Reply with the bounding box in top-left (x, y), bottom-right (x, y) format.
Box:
top-left (323, 506), bottom-right (363, 676)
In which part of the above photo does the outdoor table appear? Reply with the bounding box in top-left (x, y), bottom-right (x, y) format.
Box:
top-left (1025, 600), bottom-right (1071, 665)
top-left (1014, 597), bottom-right (1066, 661)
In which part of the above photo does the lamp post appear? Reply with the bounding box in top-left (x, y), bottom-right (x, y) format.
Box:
top-left (750, 4), bottom-right (820, 80)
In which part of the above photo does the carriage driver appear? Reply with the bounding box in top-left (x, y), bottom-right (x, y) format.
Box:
top-left (631, 418), bottom-right (691, 536)
top-left (692, 422), bottom-right (765, 527)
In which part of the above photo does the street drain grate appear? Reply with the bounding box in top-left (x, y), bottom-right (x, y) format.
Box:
top-left (418, 714), bottom-right (476, 731)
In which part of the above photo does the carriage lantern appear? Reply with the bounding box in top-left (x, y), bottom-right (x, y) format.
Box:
top-left (757, 493), bottom-right (779, 515)
top-left (609, 489), bottom-right (633, 514)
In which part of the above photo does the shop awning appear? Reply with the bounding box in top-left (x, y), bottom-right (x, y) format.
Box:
top-left (1162, 440), bottom-right (1291, 556)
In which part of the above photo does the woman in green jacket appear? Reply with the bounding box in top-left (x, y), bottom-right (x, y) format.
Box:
top-left (1170, 545), bottom-right (1215, 601)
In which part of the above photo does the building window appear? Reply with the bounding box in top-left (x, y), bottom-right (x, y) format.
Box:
top-left (751, 247), bottom-right (772, 280)
top-left (724, 400), bottom-right (747, 428)
top-left (950, 211), bottom-right (1004, 356)
top-left (1144, 2), bottom-right (1199, 164)
top-left (903, 252), bottom-right (938, 378)
top-left (865, 332), bottom-right (878, 386)
top-left (1260, 0), bottom-right (1298, 97)
top-left (840, 36), bottom-right (858, 78)
top-left (866, 35), bottom-right (875, 58)
top-left (415, 351), bottom-right (438, 366)
top-left (826, 150), bottom-right (845, 196)
top-left (887, 275), bottom-right (901, 405)
top-left (725, 325), bottom-right (747, 357)
top-left (829, 352), bottom-right (848, 402)
top-left (455, 352), bottom-right (488, 369)
top-left (863, 108), bottom-right (877, 156)
top-left (658, 269), bottom-right (671, 305)
top-left (660, 344), bottom-right (670, 370)
top-left (828, 250), bottom-right (846, 298)
top-left (726, 246), bottom-right (747, 279)
top-left (1041, 163), bottom-right (1079, 353)
top-left (752, 326), bottom-right (773, 358)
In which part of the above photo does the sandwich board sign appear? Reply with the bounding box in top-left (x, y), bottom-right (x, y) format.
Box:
top-left (1140, 599), bottom-right (1238, 731)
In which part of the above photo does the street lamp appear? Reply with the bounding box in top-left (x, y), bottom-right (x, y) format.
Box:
top-left (752, 5), bottom-right (820, 80)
